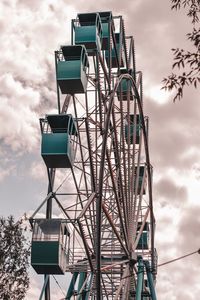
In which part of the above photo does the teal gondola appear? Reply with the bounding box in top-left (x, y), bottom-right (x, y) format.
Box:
top-left (41, 114), bottom-right (77, 168)
top-left (31, 219), bottom-right (70, 274)
top-left (125, 114), bottom-right (141, 144)
top-left (56, 45), bottom-right (89, 94)
top-left (136, 222), bottom-right (149, 250)
top-left (117, 68), bottom-right (134, 100)
top-left (99, 11), bottom-right (114, 50)
top-left (74, 13), bottom-right (102, 54)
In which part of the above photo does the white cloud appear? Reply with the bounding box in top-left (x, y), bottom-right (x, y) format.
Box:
top-left (0, 165), bottom-right (14, 182)
top-left (0, 1), bottom-right (77, 155)
top-left (30, 161), bottom-right (46, 180)
top-left (0, 74), bottom-right (40, 152)
top-left (145, 84), bottom-right (173, 105)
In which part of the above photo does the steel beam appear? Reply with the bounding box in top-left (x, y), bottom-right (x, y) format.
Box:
top-left (144, 261), bottom-right (157, 300)
top-left (135, 257), bottom-right (144, 300)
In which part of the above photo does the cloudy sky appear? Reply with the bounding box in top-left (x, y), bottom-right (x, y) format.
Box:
top-left (0, 0), bottom-right (200, 299)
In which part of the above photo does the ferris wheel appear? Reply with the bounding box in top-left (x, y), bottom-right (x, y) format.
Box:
top-left (30, 11), bottom-right (157, 300)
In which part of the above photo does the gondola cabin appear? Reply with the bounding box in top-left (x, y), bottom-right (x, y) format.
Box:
top-left (125, 114), bottom-right (141, 144)
top-left (56, 45), bottom-right (89, 94)
top-left (99, 11), bottom-right (114, 50)
top-left (41, 114), bottom-right (77, 168)
top-left (134, 166), bottom-right (146, 195)
top-left (74, 13), bottom-right (102, 54)
top-left (117, 68), bottom-right (134, 100)
top-left (31, 219), bottom-right (70, 274)
top-left (136, 222), bottom-right (149, 250)
top-left (105, 32), bottom-right (124, 68)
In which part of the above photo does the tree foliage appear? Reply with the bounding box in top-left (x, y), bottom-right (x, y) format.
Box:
top-left (0, 215), bottom-right (30, 300)
top-left (162, 0), bottom-right (200, 101)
